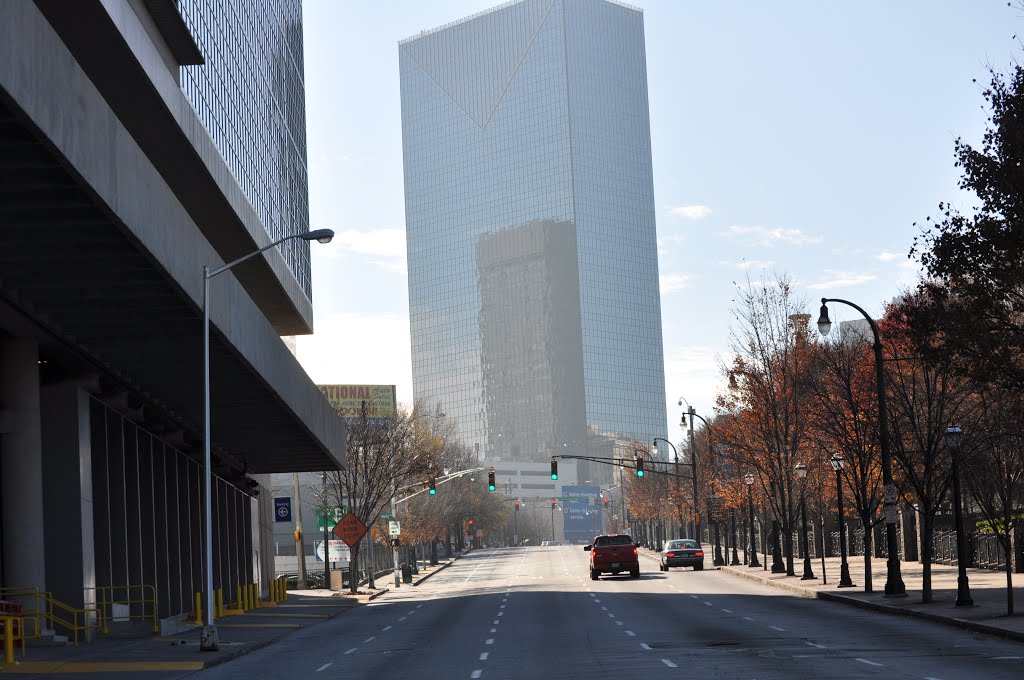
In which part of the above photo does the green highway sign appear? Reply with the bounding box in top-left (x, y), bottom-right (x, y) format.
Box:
top-left (381, 512), bottom-right (394, 520)
top-left (316, 506), bottom-right (345, 531)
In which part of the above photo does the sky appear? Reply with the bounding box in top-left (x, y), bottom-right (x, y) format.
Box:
top-left (295, 0), bottom-right (1018, 438)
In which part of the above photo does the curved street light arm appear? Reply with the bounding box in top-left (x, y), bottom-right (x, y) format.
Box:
top-left (820, 297), bottom-right (882, 344)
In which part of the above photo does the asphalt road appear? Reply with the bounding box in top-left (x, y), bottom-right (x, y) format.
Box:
top-left (195, 546), bottom-right (1024, 679)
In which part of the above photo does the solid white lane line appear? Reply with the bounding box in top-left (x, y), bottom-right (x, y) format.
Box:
top-left (486, 639), bottom-right (494, 645)
top-left (344, 648), bottom-right (357, 655)
top-left (625, 631), bottom-right (636, 637)
top-left (316, 663), bottom-right (332, 672)
top-left (992, 656), bottom-right (1024, 660)
top-left (770, 625), bottom-right (785, 632)
top-left (479, 652), bottom-right (489, 661)
top-left (662, 659), bottom-right (678, 668)
top-left (804, 641), bottom-right (826, 649)
top-left (383, 625), bottom-right (392, 631)
top-left (855, 659), bottom-right (883, 667)
top-left (471, 671), bottom-right (483, 679)
top-left (640, 643), bottom-right (652, 651)
top-left (363, 636), bottom-right (375, 643)
top-left (742, 617), bottom-right (754, 622)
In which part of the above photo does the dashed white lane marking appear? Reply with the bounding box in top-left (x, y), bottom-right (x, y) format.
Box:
top-left (640, 643), bottom-right (652, 651)
top-left (344, 648), bottom-right (357, 655)
top-left (416, 604), bottom-right (423, 608)
top-left (479, 652), bottom-right (489, 661)
top-left (703, 602), bottom-right (713, 606)
top-left (363, 636), bottom-right (375, 643)
top-left (500, 604), bottom-right (506, 609)
top-left (855, 658), bottom-right (883, 667)
top-left (615, 621), bottom-right (623, 626)
top-left (490, 628), bottom-right (496, 633)
top-left (601, 606), bottom-right (608, 611)
top-left (690, 595), bottom-right (699, 599)
top-left (486, 639), bottom-right (494, 645)
top-left (607, 613), bottom-right (615, 618)
top-left (498, 612), bottom-right (504, 616)
top-left (383, 625), bottom-right (392, 631)
top-left (316, 663), bottom-right (332, 672)
top-left (399, 617), bottom-right (407, 621)
top-left (924, 677), bottom-right (944, 680)
top-left (992, 656), bottom-right (1024, 660)
top-left (770, 625), bottom-right (785, 632)
top-left (722, 609), bottom-right (733, 613)
top-left (493, 620), bottom-right (499, 625)
top-left (471, 671), bottom-right (483, 679)
top-left (742, 617), bottom-right (754, 622)
top-left (625, 631), bottom-right (636, 637)
top-left (662, 659), bottom-right (678, 668)
top-left (804, 641), bottom-right (826, 649)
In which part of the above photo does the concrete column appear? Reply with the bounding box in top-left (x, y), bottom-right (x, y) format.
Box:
top-left (40, 384), bottom-right (95, 608)
top-left (0, 339), bottom-right (46, 590)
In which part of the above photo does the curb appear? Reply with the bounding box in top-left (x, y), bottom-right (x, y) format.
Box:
top-left (367, 588), bottom-right (390, 601)
top-left (413, 559), bottom-right (454, 586)
top-left (720, 566), bottom-right (1024, 644)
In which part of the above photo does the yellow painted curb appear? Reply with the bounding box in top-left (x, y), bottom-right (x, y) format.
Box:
top-left (236, 613), bottom-right (328, 619)
top-left (217, 623), bottom-right (301, 629)
top-left (0, 661), bottom-right (205, 673)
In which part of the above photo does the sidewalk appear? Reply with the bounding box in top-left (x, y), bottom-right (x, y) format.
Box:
top-left (639, 546), bottom-right (1024, 642)
top-left (0, 559), bottom-right (456, 675)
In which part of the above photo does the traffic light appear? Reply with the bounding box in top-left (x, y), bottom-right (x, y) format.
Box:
top-left (551, 498), bottom-right (556, 507)
top-left (488, 469), bottom-right (496, 491)
top-left (550, 459), bottom-right (558, 480)
top-left (603, 497), bottom-right (609, 507)
top-left (293, 529), bottom-right (302, 542)
top-left (391, 537), bottom-right (400, 547)
top-left (428, 477), bottom-right (436, 495)
top-left (514, 499), bottom-right (520, 511)
top-left (636, 454), bottom-right (645, 477)
top-left (468, 519), bottom-right (474, 526)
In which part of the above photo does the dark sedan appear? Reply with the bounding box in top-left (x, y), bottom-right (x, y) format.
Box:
top-left (659, 539), bottom-right (704, 571)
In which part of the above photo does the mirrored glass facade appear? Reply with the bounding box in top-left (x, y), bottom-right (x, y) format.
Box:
top-left (178, 0), bottom-right (313, 298)
top-left (400, 0), bottom-right (667, 484)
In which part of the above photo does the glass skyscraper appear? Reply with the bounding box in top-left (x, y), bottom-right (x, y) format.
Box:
top-left (179, 0), bottom-right (313, 298)
top-left (400, 0), bottom-right (667, 483)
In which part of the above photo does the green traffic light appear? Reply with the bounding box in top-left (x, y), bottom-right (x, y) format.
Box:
top-left (637, 470), bottom-right (644, 477)
top-left (429, 488), bottom-right (436, 495)
top-left (550, 474), bottom-right (558, 480)
top-left (488, 484), bottom-right (496, 491)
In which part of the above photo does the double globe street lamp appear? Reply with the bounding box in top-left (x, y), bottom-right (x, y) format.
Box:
top-left (945, 425), bottom-right (973, 607)
top-left (743, 472), bottom-right (761, 568)
top-left (794, 463), bottom-right (815, 580)
top-left (817, 298), bottom-right (906, 597)
top-left (201, 229), bottom-right (335, 651)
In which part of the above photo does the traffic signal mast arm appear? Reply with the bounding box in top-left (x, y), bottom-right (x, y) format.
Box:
top-left (396, 466), bottom-right (488, 505)
top-left (550, 454), bottom-right (696, 480)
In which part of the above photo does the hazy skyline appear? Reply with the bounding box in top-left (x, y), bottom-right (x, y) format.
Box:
top-left (296, 0), bottom-right (1017, 441)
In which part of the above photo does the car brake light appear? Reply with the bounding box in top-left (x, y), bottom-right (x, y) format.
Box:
top-left (695, 551), bottom-right (704, 557)
top-left (632, 547), bottom-right (638, 555)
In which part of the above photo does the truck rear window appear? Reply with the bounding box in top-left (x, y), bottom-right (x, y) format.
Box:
top-left (594, 536), bottom-right (632, 546)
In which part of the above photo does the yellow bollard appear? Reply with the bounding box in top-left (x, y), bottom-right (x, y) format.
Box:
top-left (194, 592), bottom-right (202, 625)
top-left (250, 583), bottom-right (257, 607)
top-left (236, 585), bottom-right (244, 611)
top-left (3, 615), bottom-right (14, 664)
top-left (280, 576), bottom-right (287, 601)
top-left (271, 579), bottom-right (278, 603)
top-left (215, 589), bottom-right (223, 619)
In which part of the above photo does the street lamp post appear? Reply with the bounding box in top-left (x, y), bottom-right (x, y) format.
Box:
top-left (678, 399), bottom-right (705, 542)
top-left (551, 500), bottom-right (557, 542)
top-left (945, 425), bottom-right (973, 607)
top-left (794, 463), bottom-right (815, 580)
top-left (830, 453), bottom-right (855, 588)
top-left (322, 472), bottom-right (331, 590)
top-left (652, 437), bottom-right (689, 543)
top-left (744, 473), bottom-right (760, 568)
top-left (201, 228), bottom-right (334, 651)
top-left (730, 507), bottom-right (741, 565)
top-left (818, 298), bottom-right (906, 596)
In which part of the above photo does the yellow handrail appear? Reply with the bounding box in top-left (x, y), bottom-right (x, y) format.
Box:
top-left (93, 585), bottom-right (159, 634)
top-left (43, 596), bottom-right (99, 646)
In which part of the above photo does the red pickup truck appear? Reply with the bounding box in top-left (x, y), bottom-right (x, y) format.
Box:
top-left (584, 534), bottom-right (640, 580)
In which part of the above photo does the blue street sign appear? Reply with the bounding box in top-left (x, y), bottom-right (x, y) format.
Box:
top-left (274, 497), bottom-right (292, 523)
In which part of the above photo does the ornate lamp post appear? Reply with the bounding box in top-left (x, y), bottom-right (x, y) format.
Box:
top-left (830, 453), bottom-right (855, 588)
top-left (744, 472), bottom-right (761, 568)
top-left (730, 506), bottom-right (741, 565)
top-left (794, 463), bottom-right (815, 580)
top-left (945, 425), bottom-right (973, 606)
top-left (818, 298), bottom-right (906, 596)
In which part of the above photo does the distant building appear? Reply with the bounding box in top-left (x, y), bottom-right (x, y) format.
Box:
top-left (399, 0), bottom-right (668, 487)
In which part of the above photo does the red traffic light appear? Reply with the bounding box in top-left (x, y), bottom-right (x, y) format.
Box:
top-left (468, 519), bottom-right (474, 525)
top-left (603, 498), bottom-right (609, 506)
top-left (551, 499), bottom-right (556, 507)
top-left (514, 500), bottom-right (520, 509)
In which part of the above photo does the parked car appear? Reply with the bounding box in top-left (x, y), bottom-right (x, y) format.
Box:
top-left (584, 534), bottom-right (640, 579)
top-left (659, 539), bottom-right (704, 571)
top-left (540, 540), bottom-right (562, 546)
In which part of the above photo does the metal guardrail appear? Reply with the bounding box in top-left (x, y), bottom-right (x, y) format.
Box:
top-left (0, 587), bottom-right (99, 646)
top-left (93, 585), bottom-right (158, 634)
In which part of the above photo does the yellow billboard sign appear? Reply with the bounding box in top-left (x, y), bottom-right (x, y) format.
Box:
top-left (319, 384), bottom-right (396, 422)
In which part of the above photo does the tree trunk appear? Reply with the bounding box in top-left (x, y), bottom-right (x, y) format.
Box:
top-left (1002, 535), bottom-right (1014, 616)
top-left (862, 520), bottom-right (874, 593)
top-left (921, 516), bottom-right (934, 603)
